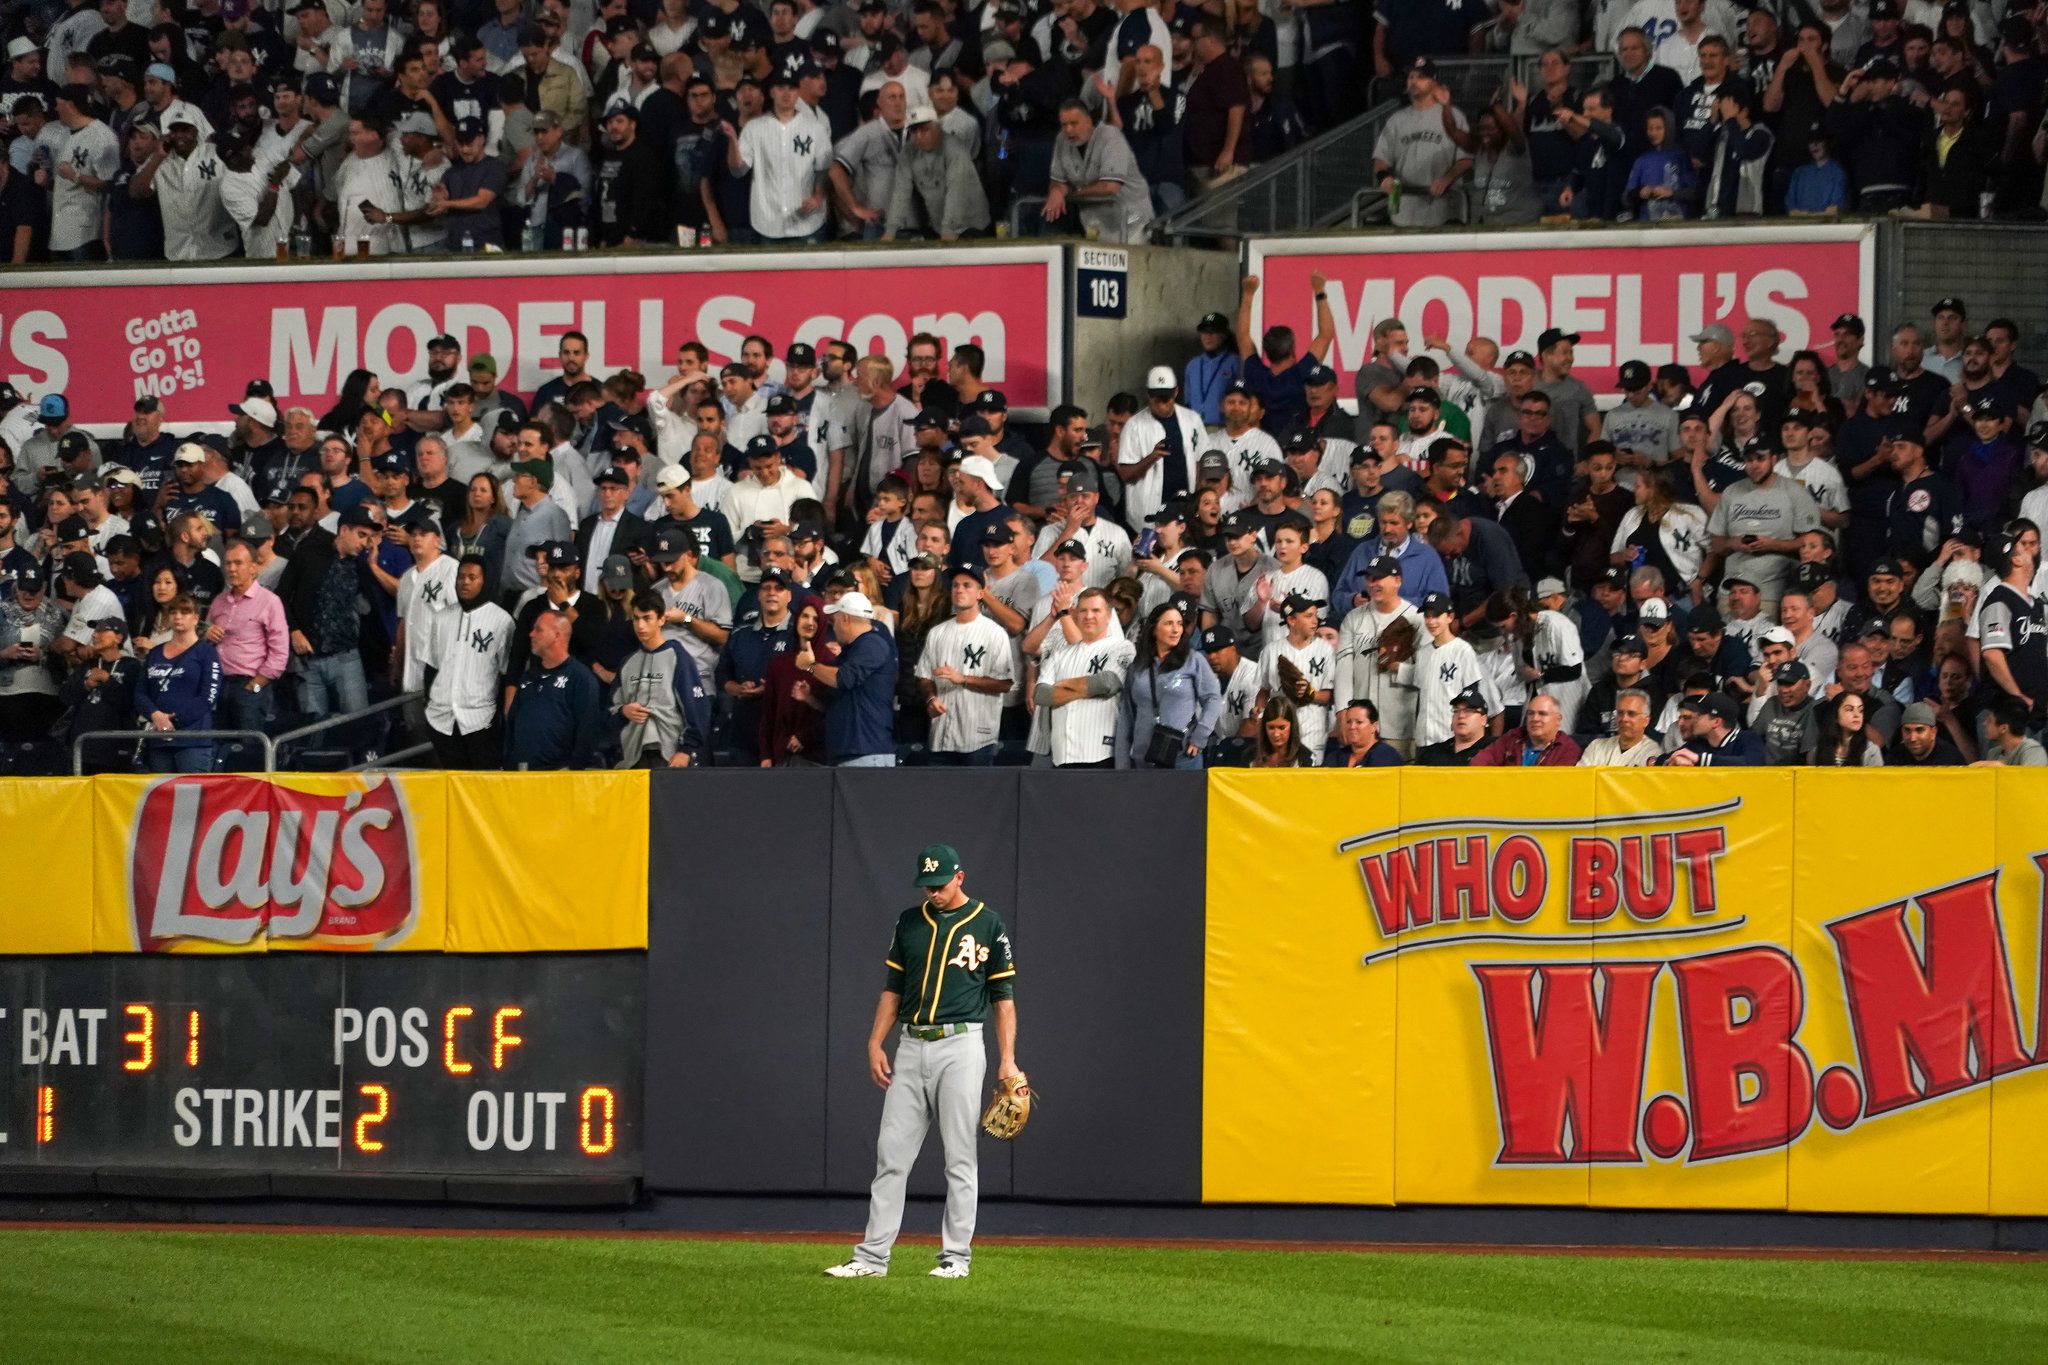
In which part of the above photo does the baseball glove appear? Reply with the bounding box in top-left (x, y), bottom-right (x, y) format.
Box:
top-left (1276, 654), bottom-right (1311, 702)
top-left (980, 1072), bottom-right (1034, 1140)
top-left (1377, 617), bottom-right (1418, 673)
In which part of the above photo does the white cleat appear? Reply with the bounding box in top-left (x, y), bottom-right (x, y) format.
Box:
top-left (824, 1261), bottom-right (886, 1278)
top-left (929, 1260), bottom-right (970, 1279)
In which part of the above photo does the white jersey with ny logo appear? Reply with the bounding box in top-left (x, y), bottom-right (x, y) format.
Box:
top-left (737, 108), bottom-right (832, 238)
top-left (1413, 633), bottom-right (1497, 746)
top-left (396, 554), bottom-right (463, 693)
top-left (916, 614), bottom-right (1017, 754)
top-left (425, 601), bottom-right (514, 738)
top-left (1040, 633), bottom-right (1136, 766)
top-left (1259, 634), bottom-right (1336, 762)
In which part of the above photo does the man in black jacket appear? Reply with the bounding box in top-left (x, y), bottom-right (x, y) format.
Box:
top-left (1823, 58), bottom-right (1922, 211)
top-left (575, 467), bottom-right (651, 591)
top-left (1918, 81), bottom-right (1995, 219)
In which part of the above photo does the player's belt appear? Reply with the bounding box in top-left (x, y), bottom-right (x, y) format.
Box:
top-left (904, 1022), bottom-right (979, 1040)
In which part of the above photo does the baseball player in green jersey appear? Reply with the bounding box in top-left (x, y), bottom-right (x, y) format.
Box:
top-left (825, 843), bottom-right (1020, 1280)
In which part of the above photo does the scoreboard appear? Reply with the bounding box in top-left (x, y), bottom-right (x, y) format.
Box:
top-left (0, 954), bottom-right (642, 1182)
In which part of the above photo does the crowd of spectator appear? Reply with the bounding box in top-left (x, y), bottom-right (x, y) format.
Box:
top-left (1373, 1), bottom-right (2048, 227)
top-left (0, 0), bottom-right (1363, 259)
top-left (4, 269), bottom-right (2048, 772)
top-left (12, 0), bottom-right (2048, 262)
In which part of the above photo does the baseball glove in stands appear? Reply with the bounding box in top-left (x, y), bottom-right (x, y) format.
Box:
top-left (980, 1073), bottom-right (1033, 1139)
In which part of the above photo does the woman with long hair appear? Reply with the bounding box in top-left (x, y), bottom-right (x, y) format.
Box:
top-left (892, 554), bottom-right (949, 749)
top-left (129, 563), bottom-right (190, 653)
top-left (1611, 465), bottom-right (1709, 598)
top-left (1251, 695), bottom-right (1308, 767)
top-left (1115, 602), bottom-right (1221, 769)
top-left (1787, 349), bottom-right (1846, 426)
top-left (318, 369), bottom-right (381, 435)
top-left (1305, 487), bottom-right (1355, 586)
top-left (134, 593), bottom-right (221, 773)
top-left (412, 1), bottom-right (452, 69)
top-left (449, 472), bottom-right (511, 600)
top-left (847, 557), bottom-right (895, 633)
top-left (1814, 690), bottom-right (1883, 766)
top-left (761, 597), bottom-right (834, 764)
top-left (1709, 389), bottom-right (1764, 460)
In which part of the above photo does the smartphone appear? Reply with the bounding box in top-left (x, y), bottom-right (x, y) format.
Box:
top-left (1135, 528), bottom-right (1159, 559)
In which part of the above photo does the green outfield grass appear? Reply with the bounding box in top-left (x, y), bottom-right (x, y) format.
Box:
top-left (3, 1228), bottom-right (2043, 1362)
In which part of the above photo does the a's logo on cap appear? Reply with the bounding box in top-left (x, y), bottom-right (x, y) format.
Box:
top-left (923, 856), bottom-right (940, 873)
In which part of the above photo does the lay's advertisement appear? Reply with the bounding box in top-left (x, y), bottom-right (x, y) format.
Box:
top-left (1205, 768), bottom-right (2048, 1216)
top-left (0, 772), bottom-right (648, 955)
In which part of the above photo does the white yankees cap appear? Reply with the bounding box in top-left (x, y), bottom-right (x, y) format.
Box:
top-left (824, 591), bottom-right (875, 620)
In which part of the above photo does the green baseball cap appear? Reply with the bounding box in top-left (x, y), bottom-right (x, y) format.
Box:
top-left (468, 352), bottom-right (498, 375)
top-left (915, 843), bottom-right (961, 887)
top-left (511, 457), bottom-right (553, 491)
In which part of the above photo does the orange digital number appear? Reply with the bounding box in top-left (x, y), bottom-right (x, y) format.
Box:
top-left (443, 1006), bottom-right (474, 1075)
top-left (123, 1004), bottom-right (154, 1073)
top-left (491, 1007), bottom-right (524, 1071)
top-left (35, 1086), bottom-right (54, 1143)
top-left (579, 1086), bottom-right (616, 1156)
top-left (354, 1083), bottom-right (390, 1153)
top-left (186, 1010), bottom-right (201, 1068)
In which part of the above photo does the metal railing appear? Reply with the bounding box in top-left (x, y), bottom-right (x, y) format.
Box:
top-left (71, 691), bottom-right (423, 775)
top-left (1150, 54), bottom-right (1614, 246)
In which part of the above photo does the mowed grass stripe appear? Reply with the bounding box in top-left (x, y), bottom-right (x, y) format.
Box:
top-left (3, 1230), bottom-right (2045, 1363)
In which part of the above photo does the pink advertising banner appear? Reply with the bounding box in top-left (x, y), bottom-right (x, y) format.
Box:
top-left (1247, 226), bottom-right (1875, 397)
top-left (0, 245), bottom-right (1066, 426)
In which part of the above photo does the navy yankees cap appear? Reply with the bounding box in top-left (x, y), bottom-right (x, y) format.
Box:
top-left (765, 393), bottom-right (799, 416)
top-left (1199, 625), bottom-right (1237, 652)
top-left (1365, 554), bottom-right (1402, 580)
top-left (1450, 686), bottom-right (1489, 712)
top-left (913, 408), bottom-right (949, 431)
top-left (1219, 511), bottom-right (1253, 537)
top-left (1612, 633), bottom-right (1647, 656)
top-left (1419, 592), bottom-right (1454, 616)
top-left (949, 563), bottom-right (985, 584)
top-left (1305, 364), bottom-right (1337, 386)
top-left (544, 542), bottom-right (580, 567)
top-left (979, 521), bottom-right (1014, 545)
top-left (1281, 426), bottom-right (1319, 453)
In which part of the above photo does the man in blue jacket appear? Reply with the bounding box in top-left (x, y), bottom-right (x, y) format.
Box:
top-left (1663, 691), bottom-right (1765, 766)
top-left (502, 609), bottom-right (606, 769)
top-left (796, 590), bottom-right (898, 767)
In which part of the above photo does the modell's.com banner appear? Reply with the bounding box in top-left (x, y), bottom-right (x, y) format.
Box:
top-left (1248, 225), bottom-right (1874, 397)
top-left (0, 246), bottom-right (1065, 427)
top-left (0, 772), bottom-right (648, 953)
top-left (1204, 768), bottom-right (2048, 1216)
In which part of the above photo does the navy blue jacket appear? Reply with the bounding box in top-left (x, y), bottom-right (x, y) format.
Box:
top-left (823, 625), bottom-right (898, 761)
top-left (135, 641), bottom-right (222, 748)
top-left (504, 655), bottom-right (606, 769)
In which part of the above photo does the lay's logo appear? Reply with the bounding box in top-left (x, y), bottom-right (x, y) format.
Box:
top-left (128, 776), bottom-right (420, 951)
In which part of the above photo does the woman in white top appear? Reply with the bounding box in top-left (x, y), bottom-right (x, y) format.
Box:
top-left (1611, 466), bottom-right (1709, 597)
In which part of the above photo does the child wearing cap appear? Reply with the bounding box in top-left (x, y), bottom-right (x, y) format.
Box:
top-left (1256, 589), bottom-right (1335, 761)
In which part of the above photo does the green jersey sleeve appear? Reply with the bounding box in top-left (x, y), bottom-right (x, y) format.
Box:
top-left (986, 915), bottom-right (1016, 1001)
top-left (884, 918), bottom-right (908, 994)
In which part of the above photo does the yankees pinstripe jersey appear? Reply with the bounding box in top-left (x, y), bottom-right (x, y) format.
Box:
top-left (1216, 655), bottom-right (1263, 741)
top-left (1259, 634), bottom-right (1336, 761)
top-left (1208, 425), bottom-right (1283, 503)
top-left (1030, 518), bottom-right (1135, 589)
top-left (1243, 563), bottom-right (1331, 645)
top-left (1335, 601), bottom-right (1424, 742)
top-left (396, 554), bottom-right (461, 692)
top-left (915, 614), bottom-right (1016, 753)
top-left (885, 898), bottom-right (1017, 1025)
top-left (425, 601), bottom-right (513, 738)
top-left (1040, 633), bottom-right (1136, 765)
top-left (1413, 635), bottom-right (1497, 746)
